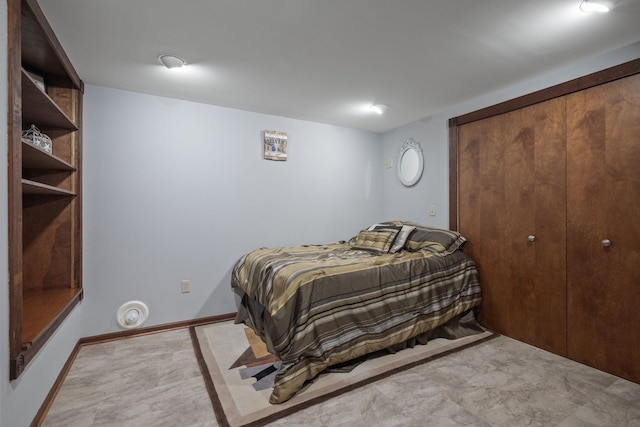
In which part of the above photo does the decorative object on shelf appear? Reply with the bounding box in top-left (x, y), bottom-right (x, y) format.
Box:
top-left (398, 138), bottom-right (424, 187)
top-left (22, 125), bottom-right (53, 153)
top-left (264, 130), bottom-right (288, 161)
top-left (27, 70), bottom-right (46, 91)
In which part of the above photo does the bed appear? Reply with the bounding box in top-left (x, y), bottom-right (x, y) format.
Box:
top-left (231, 221), bottom-right (482, 404)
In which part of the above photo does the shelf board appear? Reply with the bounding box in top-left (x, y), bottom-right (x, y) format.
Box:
top-left (21, 0), bottom-right (82, 89)
top-left (22, 138), bottom-right (75, 170)
top-left (9, 0), bottom-right (84, 382)
top-left (21, 68), bottom-right (78, 130)
top-left (22, 178), bottom-right (76, 196)
top-left (22, 288), bottom-right (82, 346)
top-left (22, 288), bottom-right (82, 349)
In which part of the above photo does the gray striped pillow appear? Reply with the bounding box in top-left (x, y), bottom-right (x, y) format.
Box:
top-left (402, 222), bottom-right (466, 254)
top-left (351, 229), bottom-right (399, 254)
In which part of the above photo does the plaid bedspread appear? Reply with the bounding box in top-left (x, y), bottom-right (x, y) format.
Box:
top-left (232, 243), bottom-right (481, 403)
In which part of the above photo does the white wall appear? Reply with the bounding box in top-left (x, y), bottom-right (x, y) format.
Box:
top-left (81, 86), bottom-right (383, 337)
top-left (1, 82), bottom-right (382, 424)
top-left (381, 41), bottom-right (640, 228)
top-left (2, 30), bottom-right (638, 426)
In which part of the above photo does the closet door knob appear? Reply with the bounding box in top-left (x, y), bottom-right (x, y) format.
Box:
top-left (528, 235), bottom-right (536, 242)
top-left (602, 239), bottom-right (611, 248)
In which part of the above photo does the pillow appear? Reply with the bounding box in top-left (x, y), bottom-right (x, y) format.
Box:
top-left (369, 224), bottom-right (416, 253)
top-left (402, 222), bottom-right (467, 254)
top-left (367, 220), bottom-right (403, 229)
top-left (351, 228), bottom-right (399, 254)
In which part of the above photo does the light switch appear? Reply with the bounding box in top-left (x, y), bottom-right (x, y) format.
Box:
top-left (181, 279), bottom-right (191, 293)
top-left (429, 205), bottom-right (437, 216)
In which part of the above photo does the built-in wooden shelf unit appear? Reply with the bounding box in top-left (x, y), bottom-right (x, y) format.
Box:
top-left (8, 0), bottom-right (84, 379)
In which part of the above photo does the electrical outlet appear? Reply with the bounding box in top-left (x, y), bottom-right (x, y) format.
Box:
top-left (181, 279), bottom-right (190, 293)
top-left (385, 159), bottom-right (392, 169)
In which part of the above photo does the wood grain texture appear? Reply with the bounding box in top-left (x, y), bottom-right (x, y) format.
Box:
top-left (21, 0), bottom-right (81, 87)
top-left (22, 139), bottom-right (75, 170)
top-left (453, 58), bottom-right (640, 127)
top-left (9, 0), bottom-right (84, 379)
top-left (449, 124), bottom-right (459, 230)
top-left (566, 73), bottom-right (640, 383)
top-left (73, 88), bottom-right (83, 292)
top-left (21, 69), bottom-right (77, 129)
top-left (8, 0), bottom-right (24, 378)
top-left (458, 99), bottom-right (567, 355)
top-left (452, 59), bottom-right (640, 384)
top-left (22, 288), bottom-right (82, 344)
top-left (22, 196), bottom-right (74, 292)
top-left (22, 179), bottom-right (76, 195)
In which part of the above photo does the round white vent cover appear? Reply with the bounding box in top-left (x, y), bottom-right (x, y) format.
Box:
top-left (116, 300), bottom-right (149, 329)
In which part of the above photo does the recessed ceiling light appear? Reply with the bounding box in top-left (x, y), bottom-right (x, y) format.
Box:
top-left (370, 104), bottom-right (389, 114)
top-left (579, 0), bottom-right (610, 13)
top-left (158, 54), bottom-right (187, 69)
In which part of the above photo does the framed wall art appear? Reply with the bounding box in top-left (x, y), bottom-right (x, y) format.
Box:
top-left (264, 130), bottom-right (288, 161)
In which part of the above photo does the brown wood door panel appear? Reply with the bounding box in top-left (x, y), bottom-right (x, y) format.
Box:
top-left (459, 98), bottom-right (567, 355)
top-left (459, 116), bottom-right (509, 333)
top-left (505, 99), bottom-right (567, 355)
top-left (566, 74), bottom-right (640, 383)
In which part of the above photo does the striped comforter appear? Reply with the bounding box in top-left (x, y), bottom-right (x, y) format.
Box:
top-left (232, 242), bottom-right (481, 404)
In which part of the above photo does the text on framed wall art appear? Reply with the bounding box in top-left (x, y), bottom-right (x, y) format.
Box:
top-left (264, 130), bottom-right (288, 161)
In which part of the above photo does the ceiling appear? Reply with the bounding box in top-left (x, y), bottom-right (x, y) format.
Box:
top-left (38, 0), bottom-right (640, 133)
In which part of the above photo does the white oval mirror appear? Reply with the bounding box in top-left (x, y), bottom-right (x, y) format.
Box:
top-left (398, 138), bottom-right (423, 187)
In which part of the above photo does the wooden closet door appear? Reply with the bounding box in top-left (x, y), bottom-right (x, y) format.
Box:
top-left (458, 98), bottom-right (567, 355)
top-left (566, 74), bottom-right (640, 383)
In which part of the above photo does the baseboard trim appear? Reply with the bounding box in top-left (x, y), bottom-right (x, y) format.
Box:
top-left (78, 312), bottom-right (237, 346)
top-left (31, 312), bottom-right (237, 426)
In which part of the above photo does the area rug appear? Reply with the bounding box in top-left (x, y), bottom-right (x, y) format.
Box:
top-left (190, 320), bottom-right (496, 427)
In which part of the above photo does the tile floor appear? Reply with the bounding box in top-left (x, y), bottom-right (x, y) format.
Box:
top-left (42, 327), bottom-right (640, 427)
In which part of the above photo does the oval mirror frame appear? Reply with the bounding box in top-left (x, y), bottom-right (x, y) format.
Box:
top-left (398, 138), bottom-right (424, 187)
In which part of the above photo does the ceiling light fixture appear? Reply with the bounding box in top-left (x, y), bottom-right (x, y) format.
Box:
top-left (370, 104), bottom-right (389, 115)
top-left (579, 0), bottom-right (610, 13)
top-left (158, 54), bottom-right (187, 69)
